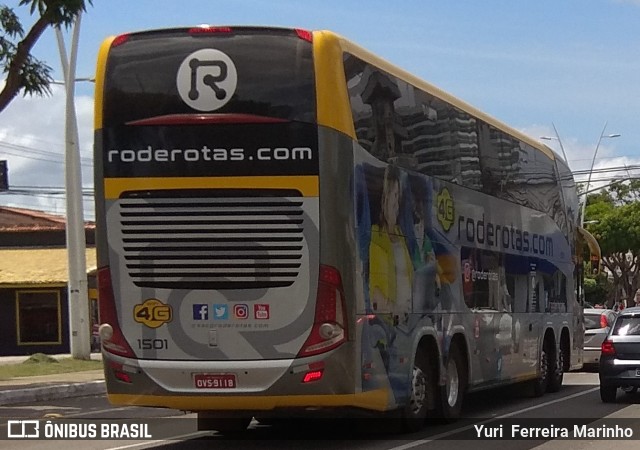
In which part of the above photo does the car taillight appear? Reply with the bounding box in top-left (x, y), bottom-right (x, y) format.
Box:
top-left (97, 267), bottom-right (136, 358)
top-left (601, 339), bottom-right (616, 356)
top-left (297, 265), bottom-right (348, 357)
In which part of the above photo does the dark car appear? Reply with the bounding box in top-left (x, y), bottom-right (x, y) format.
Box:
top-left (599, 306), bottom-right (640, 402)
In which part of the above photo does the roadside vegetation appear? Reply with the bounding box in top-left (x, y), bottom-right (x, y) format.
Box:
top-left (583, 179), bottom-right (640, 307)
top-left (0, 353), bottom-right (102, 380)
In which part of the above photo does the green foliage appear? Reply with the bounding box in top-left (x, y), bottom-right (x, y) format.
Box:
top-left (20, 0), bottom-right (91, 28)
top-left (589, 202), bottom-right (640, 254)
top-left (583, 181), bottom-right (640, 306)
top-left (18, 55), bottom-right (52, 96)
top-left (0, 0), bottom-right (93, 112)
top-left (0, 6), bottom-right (23, 37)
top-left (608, 179), bottom-right (640, 205)
top-left (583, 274), bottom-right (612, 307)
top-left (0, 356), bottom-right (102, 380)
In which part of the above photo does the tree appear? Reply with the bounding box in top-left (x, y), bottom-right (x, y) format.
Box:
top-left (584, 181), bottom-right (640, 306)
top-left (583, 274), bottom-right (612, 307)
top-left (0, 0), bottom-right (92, 113)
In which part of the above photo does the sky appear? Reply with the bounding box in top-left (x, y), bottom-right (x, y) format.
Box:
top-left (1, 0), bottom-right (640, 220)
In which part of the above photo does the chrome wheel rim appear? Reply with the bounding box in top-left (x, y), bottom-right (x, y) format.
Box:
top-left (540, 350), bottom-right (548, 382)
top-left (409, 365), bottom-right (427, 415)
top-left (446, 358), bottom-right (459, 407)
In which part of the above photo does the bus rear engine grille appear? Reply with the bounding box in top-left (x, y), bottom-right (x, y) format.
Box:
top-left (117, 191), bottom-right (305, 290)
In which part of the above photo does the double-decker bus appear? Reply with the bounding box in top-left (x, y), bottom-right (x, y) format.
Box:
top-left (94, 26), bottom-right (599, 432)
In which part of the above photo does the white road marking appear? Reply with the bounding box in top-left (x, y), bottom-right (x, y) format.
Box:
top-left (104, 431), bottom-right (210, 450)
top-left (387, 387), bottom-right (600, 450)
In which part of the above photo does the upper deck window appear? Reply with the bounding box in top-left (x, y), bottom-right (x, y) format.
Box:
top-left (103, 28), bottom-right (315, 126)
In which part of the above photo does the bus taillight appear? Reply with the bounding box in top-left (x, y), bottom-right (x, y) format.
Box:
top-left (188, 25), bottom-right (233, 35)
top-left (302, 370), bottom-right (324, 383)
top-left (111, 34), bottom-right (130, 48)
top-left (297, 265), bottom-right (348, 358)
top-left (295, 29), bottom-right (313, 42)
top-left (97, 267), bottom-right (136, 358)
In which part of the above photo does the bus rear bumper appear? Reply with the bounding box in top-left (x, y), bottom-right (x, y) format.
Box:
top-left (107, 390), bottom-right (390, 413)
top-left (102, 350), bottom-right (392, 413)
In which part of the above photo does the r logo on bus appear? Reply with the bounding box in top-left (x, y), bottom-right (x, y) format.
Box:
top-left (176, 49), bottom-right (238, 111)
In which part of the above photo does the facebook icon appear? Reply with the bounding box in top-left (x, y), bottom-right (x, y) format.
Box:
top-left (193, 304), bottom-right (209, 320)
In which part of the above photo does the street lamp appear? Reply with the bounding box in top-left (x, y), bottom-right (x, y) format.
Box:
top-left (55, 14), bottom-right (91, 360)
top-left (51, 78), bottom-right (95, 85)
top-left (580, 122), bottom-right (621, 227)
top-left (540, 123), bottom-right (568, 162)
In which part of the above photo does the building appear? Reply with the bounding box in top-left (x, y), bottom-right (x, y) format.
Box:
top-left (0, 207), bottom-right (96, 356)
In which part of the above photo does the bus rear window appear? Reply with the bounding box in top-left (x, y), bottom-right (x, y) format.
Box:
top-left (102, 28), bottom-right (316, 126)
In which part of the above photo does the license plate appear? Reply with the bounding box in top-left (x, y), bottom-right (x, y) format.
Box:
top-left (194, 373), bottom-right (237, 389)
top-left (636, 369), bottom-right (640, 377)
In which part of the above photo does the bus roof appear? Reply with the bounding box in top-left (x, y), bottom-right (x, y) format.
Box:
top-left (314, 29), bottom-right (556, 161)
top-left (96, 25), bottom-right (556, 162)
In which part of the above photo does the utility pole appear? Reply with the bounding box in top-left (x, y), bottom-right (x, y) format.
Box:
top-left (56, 13), bottom-right (90, 359)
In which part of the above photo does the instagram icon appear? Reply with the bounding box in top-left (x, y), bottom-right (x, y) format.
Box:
top-left (233, 304), bottom-right (249, 320)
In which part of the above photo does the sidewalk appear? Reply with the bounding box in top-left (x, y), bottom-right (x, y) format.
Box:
top-left (0, 353), bottom-right (105, 406)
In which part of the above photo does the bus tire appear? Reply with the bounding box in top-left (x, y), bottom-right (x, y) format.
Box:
top-left (532, 346), bottom-right (549, 397)
top-left (438, 343), bottom-right (466, 419)
top-left (547, 344), bottom-right (564, 393)
top-left (401, 349), bottom-right (432, 432)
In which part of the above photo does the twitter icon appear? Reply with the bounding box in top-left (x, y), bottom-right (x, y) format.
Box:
top-left (212, 304), bottom-right (229, 320)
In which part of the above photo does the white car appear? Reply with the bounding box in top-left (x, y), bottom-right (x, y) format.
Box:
top-left (583, 308), bottom-right (617, 367)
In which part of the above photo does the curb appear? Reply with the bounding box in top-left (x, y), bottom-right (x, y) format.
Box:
top-left (0, 381), bottom-right (106, 406)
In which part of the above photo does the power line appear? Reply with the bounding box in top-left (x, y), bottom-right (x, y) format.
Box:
top-left (0, 185), bottom-right (94, 197)
top-left (0, 139), bottom-right (93, 166)
top-left (568, 154), bottom-right (640, 164)
top-left (571, 164), bottom-right (640, 177)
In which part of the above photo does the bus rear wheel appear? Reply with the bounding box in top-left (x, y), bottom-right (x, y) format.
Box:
top-left (547, 344), bottom-right (564, 393)
top-left (532, 346), bottom-right (549, 397)
top-left (438, 344), bottom-right (466, 419)
top-left (401, 350), bottom-right (432, 432)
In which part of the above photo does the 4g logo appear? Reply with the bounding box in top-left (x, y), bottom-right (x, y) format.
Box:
top-left (437, 187), bottom-right (455, 232)
top-left (133, 299), bottom-right (172, 328)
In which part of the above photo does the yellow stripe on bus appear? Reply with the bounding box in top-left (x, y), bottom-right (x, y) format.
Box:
top-left (313, 31), bottom-right (356, 139)
top-left (94, 36), bottom-right (115, 130)
top-left (104, 176), bottom-right (319, 199)
top-left (108, 388), bottom-right (391, 412)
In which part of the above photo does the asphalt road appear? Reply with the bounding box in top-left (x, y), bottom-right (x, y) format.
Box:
top-left (0, 371), bottom-right (638, 450)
